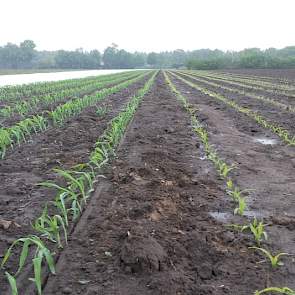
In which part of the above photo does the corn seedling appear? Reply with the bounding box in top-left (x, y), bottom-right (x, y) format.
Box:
top-left (249, 247), bottom-right (289, 268)
top-left (218, 162), bottom-right (235, 178)
top-left (1, 235), bottom-right (55, 295)
top-left (52, 192), bottom-right (69, 226)
top-left (33, 206), bottom-right (67, 248)
top-left (228, 186), bottom-right (252, 202)
top-left (38, 181), bottom-right (83, 220)
top-left (234, 196), bottom-right (247, 216)
top-left (249, 218), bottom-right (268, 245)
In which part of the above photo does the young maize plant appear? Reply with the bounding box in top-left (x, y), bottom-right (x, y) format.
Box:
top-left (33, 205), bottom-right (68, 248)
top-left (254, 287), bottom-right (295, 295)
top-left (234, 196), bottom-right (247, 216)
top-left (1, 235), bottom-right (55, 295)
top-left (249, 247), bottom-right (289, 268)
top-left (170, 72), bottom-right (295, 146)
top-left (179, 71), bottom-right (295, 114)
top-left (0, 71), bottom-right (149, 159)
top-left (225, 218), bottom-right (268, 245)
top-left (249, 218), bottom-right (268, 246)
top-left (0, 71), bottom-right (158, 295)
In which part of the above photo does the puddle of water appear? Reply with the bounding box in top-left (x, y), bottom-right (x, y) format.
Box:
top-left (209, 209), bottom-right (268, 223)
top-left (254, 137), bottom-right (278, 145)
top-left (243, 210), bottom-right (268, 219)
top-left (209, 211), bottom-right (232, 222)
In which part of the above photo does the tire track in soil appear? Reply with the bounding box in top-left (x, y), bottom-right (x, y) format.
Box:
top-left (0, 74), bottom-right (152, 293)
top-left (168, 72), bottom-right (295, 289)
top-left (175, 72), bottom-right (295, 134)
top-left (42, 72), bottom-right (272, 295)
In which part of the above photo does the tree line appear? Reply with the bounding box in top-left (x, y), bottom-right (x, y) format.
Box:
top-left (1, 40), bottom-right (295, 70)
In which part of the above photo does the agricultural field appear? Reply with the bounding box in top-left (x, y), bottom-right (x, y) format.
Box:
top-left (0, 69), bottom-right (295, 295)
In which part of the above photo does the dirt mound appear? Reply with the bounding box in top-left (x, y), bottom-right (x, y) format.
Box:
top-left (120, 226), bottom-right (168, 273)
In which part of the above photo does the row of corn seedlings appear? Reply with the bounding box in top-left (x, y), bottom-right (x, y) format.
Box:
top-left (211, 71), bottom-right (295, 86)
top-left (0, 71), bottom-right (142, 119)
top-left (170, 72), bottom-right (295, 146)
top-left (0, 71), bottom-right (138, 102)
top-left (0, 71), bottom-right (157, 295)
top-left (164, 71), bottom-right (294, 295)
top-left (213, 71), bottom-right (295, 91)
top-left (0, 71), bottom-right (150, 159)
top-left (177, 71), bottom-right (295, 113)
top-left (0, 75), bottom-right (100, 102)
top-left (192, 70), bottom-right (295, 94)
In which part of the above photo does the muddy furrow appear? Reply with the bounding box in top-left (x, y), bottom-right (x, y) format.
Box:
top-left (0, 75), bottom-right (152, 292)
top-left (40, 72), bottom-right (275, 295)
top-left (168, 72), bottom-right (295, 288)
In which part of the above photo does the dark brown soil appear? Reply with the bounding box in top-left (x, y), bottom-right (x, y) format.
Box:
top-left (0, 74), bottom-right (152, 293)
top-left (1, 71), bottom-right (295, 294)
top-left (42, 73), bottom-right (295, 294)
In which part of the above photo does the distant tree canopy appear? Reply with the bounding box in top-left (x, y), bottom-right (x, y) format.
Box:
top-left (1, 40), bottom-right (295, 70)
top-left (55, 49), bottom-right (101, 69)
top-left (186, 47), bottom-right (295, 70)
top-left (103, 45), bottom-right (146, 69)
top-left (0, 40), bottom-right (36, 68)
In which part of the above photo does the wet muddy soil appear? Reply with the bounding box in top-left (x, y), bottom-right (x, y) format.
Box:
top-left (1, 72), bottom-right (295, 294)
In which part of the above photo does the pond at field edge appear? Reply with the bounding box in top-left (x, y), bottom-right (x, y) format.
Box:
top-left (0, 69), bottom-right (141, 87)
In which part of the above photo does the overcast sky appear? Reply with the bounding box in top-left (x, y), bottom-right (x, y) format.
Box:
top-left (1, 0), bottom-right (294, 53)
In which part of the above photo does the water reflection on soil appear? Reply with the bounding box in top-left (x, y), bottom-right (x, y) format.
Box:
top-left (254, 137), bottom-right (278, 145)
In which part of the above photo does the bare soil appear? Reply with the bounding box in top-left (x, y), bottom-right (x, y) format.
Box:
top-left (1, 71), bottom-right (295, 294)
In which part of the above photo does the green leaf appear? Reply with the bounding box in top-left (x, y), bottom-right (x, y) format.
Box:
top-left (32, 256), bottom-right (42, 295)
top-left (16, 239), bottom-right (31, 274)
top-left (5, 272), bottom-right (18, 295)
